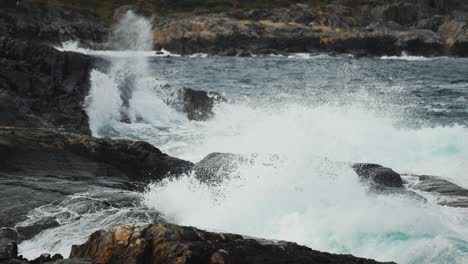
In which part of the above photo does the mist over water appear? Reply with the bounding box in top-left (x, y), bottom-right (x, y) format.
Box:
top-left (25, 11), bottom-right (468, 264)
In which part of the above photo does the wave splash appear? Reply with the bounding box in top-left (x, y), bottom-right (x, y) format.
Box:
top-left (142, 103), bottom-right (468, 264)
top-left (84, 11), bottom-right (184, 135)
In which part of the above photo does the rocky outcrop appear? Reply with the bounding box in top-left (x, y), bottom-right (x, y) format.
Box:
top-left (152, 14), bottom-right (450, 56)
top-left (0, 227), bottom-right (96, 263)
top-left (70, 223), bottom-right (393, 264)
top-left (0, 127), bottom-right (192, 230)
top-left (0, 37), bottom-right (94, 134)
top-left (193, 152), bottom-right (426, 201)
top-left (150, 1), bottom-right (468, 57)
top-left (405, 174), bottom-right (468, 207)
top-left (1, 0), bottom-right (467, 57)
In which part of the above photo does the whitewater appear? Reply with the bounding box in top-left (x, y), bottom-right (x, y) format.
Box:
top-left (20, 11), bottom-right (468, 264)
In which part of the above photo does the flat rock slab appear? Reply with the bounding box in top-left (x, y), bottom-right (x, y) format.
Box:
top-left (405, 174), bottom-right (468, 207)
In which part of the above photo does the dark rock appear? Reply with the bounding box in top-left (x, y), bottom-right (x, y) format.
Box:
top-left (406, 174), bottom-right (468, 207)
top-left (396, 29), bottom-right (446, 56)
top-left (0, 127), bottom-right (193, 228)
top-left (450, 38), bottom-right (468, 56)
top-left (381, 3), bottom-right (429, 26)
top-left (70, 223), bottom-right (394, 264)
top-left (0, 228), bottom-right (18, 260)
top-left (418, 15), bottom-right (448, 32)
top-left (179, 88), bottom-right (225, 121)
top-left (15, 218), bottom-right (60, 242)
top-left (0, 36), bottom-right (94, 134)
top-left (352, 163), bottom-right (403, 188)
top-left (0, 0), bottom-right (108, 45)
top-left (430, 0), bottom-right (465, 13)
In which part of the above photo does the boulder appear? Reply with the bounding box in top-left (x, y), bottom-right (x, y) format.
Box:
top-left (352, 163), bottom-right (403, 188)
top-left (179, 88), bottom-right (225, 121)
top-left (70, 223), bottom-right (394, 264)
top-left (0, 36), bottom-right (94, 134)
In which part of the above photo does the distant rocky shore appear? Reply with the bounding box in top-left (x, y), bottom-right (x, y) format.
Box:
top-left (1, 0), bottom-right (468, 57)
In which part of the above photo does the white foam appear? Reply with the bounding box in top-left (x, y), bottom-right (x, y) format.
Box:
top-left (287, 53), bottom-right (334, 60)
top-left (57, 41), bottom-right (180, 58)
top-left (381, 52), bottom-right (440, 61)
top-left (141, 103), bottom-right (468, 263)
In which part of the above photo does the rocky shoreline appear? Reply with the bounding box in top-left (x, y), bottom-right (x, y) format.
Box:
top-left (0, 32), bottom-right (397, 263)
top-left (1, 1), bottom-right (468, 263)
top-left (1, 0), bottom-right (468, 57)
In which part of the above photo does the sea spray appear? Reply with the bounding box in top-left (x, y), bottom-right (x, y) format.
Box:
top-left (139, 102), bottom-right (468, 264)
top-left (143, 144), bottom-right (468, 264)
top-left (25, 27), bottom-right (468, 263)
top-left (85, 10), bottom-right (183, 135)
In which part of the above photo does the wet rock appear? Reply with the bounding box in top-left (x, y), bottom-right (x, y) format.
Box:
top-left (0, 36), bottom-right (94, 134)
top-left (0, 228), bottom-right (18, 260)
top-left (194, 153), bottom-right (251, 183)
top-left (70, 223), bottom-right (393, 264)
top-left (15, 218), bottom-right (60, 242)
top-left (352, 163), bottom-right (403, 188)
top-left (0, 127), bottom-right (193, 228)
top-left (406, 174), bottom-right (468, 207)
top-left (180, 88), bottom-right (225, 121)
top-left (194, 152), bottom-right (281, 183)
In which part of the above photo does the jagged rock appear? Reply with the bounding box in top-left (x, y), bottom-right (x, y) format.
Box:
top-left (0, 36), bottom-right (94, 134)
top-left (0, 127), bottom-right (193, 229)
top-left (70, 223), bottom-right (394, 264)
